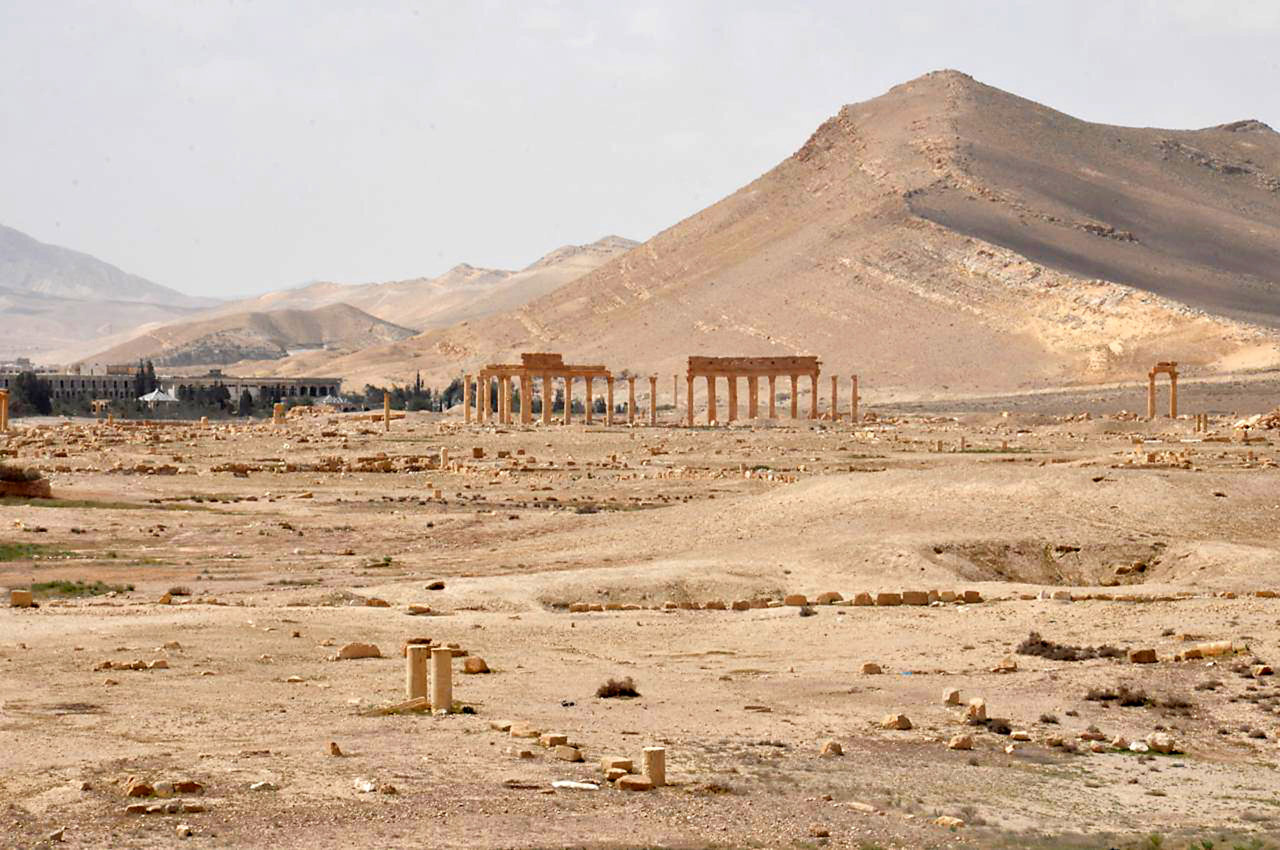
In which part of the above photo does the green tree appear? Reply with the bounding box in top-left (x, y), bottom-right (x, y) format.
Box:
top-left (238, 389), bottom-right (254, 416)
top-left (11, 371), bottom-right (52, 416)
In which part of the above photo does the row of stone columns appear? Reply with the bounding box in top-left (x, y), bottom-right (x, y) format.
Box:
top-left (1147, 369), bottom-right (1178, 419)
top-left (686, 373), bottom-right (859, 425)
top-left (464, 373), bottom-right (664, 426)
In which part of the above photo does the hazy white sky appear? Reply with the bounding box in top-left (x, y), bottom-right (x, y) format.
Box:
top-left (2, 0), bottom-right (1278, 297)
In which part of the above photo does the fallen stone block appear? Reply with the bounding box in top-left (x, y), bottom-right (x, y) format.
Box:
top-left (815, 591), bottom-right (843, 605)
top-left (880, 713), bottom-right (912, 730)
top-left (600, 757), bottom-right (633, 773)
top-left (337, 642), bottom-right (381, 660)
top-left (874, 592), bottom-right (901, 607)
top-left (1128, 648), bottom-right (1157, 664)
top-left (617, 775), bottom-right (653, 791)
top-left (554, 745), bottom-right (584, 762)
top-left (860, 662), bottom-right (882, 675)
top-left (820, 739), bottom-right (843, 757)
top-left (462, 657), bottom-right (489, 674)
top-left (962, 590), bottom-right (982, 604)
top-left (942, 688), bottom-right (961, 705)
top-left (852, 592), bottom-right (873, 606)
top-left (10, 589), bottom-right (34, 608)
top-left (935, 816), bottom-right (965, 829)
top-left (900, 590), bottom-right (929, 606)
top-left (540, 733), bottom-right (569, 748)
top-left (947, 735), bottom-right (973, 750)
top-left (783, 594), bottom-right (808, 606)
top-left (965, 698), bottom-right (987, 723)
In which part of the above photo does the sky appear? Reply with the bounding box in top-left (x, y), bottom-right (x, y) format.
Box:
top-left (1, 0), bottom-right (1278, 298)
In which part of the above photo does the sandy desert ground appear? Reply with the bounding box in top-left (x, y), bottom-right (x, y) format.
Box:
top-left (3, 385), bottom-right (1280, 849)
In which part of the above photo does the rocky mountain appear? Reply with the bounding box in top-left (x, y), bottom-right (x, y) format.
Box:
top-left (291, 70), bottom-right (1280, 398)
top-left (84, 303), bottom-right (415, 370)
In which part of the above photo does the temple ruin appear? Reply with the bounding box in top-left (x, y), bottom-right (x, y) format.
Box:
top-left (467, 353), bottom-right (614, 426)
top-left (1148, 361), bottom-right (1179, 419)
top-left (686, 356), bottom-right (822, 425)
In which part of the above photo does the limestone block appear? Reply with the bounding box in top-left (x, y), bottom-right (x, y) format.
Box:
top-left (553, 745), bottom-right (583, 762)
top-left (509, 726), bottom-right (541, 739)
top-left (1010, 730), bottom-right (1031, 742)
top-left (942, 688), bottom-right (961, 705)
top-left (860, 662), bottom-right (882, 675)
top-left (962, 590), bottom-right (983, 604)
top-left (731, 600), bottom-right (751, 611)
top-left (819, 739), bottom-right (843, 757)
top-left (337, 642), bottom-right (381, 660)
top-left (900, 590), bottom-right (929, 606)
top-left (600, 757), bottom-right (633, 773)
top-left (1145, 733), bottom-right (1176, 754)
top-left (471, 447), bottom-right (484, 459)
top-left (947, 735), bottom-right (973, 750)
top-left (540, 733), bottom-right (569, 748)
top-left (992, 656), bottom-right (1017, 673)
top-left (10, 589), bottom-right (33, 608)
top-left (462, 657), bottom-right (489, 674)
top-left (852, 592), bottom-right (873, 606)
top-left (489, 720), bottom-right (513, 732)
top-left (880, 713), bottom-right (912, 730)
top-left (749, 598), bottom-right (769, 609)
top-left (815, 591), bottom-right (843, 605)
top-left (874, 592), bottom-right (901, 606)
top-left (935, 816), bottom-right (965, 829)
top-left (568, 602), bottom-right (590, 613)
top-left (1252, 664), bottom-right (1274, 678)
top-left (704, 599), bottom-right (726, 610)
top-left (939, 590), bottom-right (957, 603)
top-left (617, 775), bottom-right (653, 791)
top-left (1128, 648), bottom-right (1157, 664)
top-left (605, 768), bottom-right (628, 782)
top-left (783, 594), bottom-right (808, 606)
top-left (965, 698), bottom-right (987, 723)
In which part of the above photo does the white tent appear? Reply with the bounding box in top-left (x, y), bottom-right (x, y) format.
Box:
top-left (137, 388), bottom-right (179, 403)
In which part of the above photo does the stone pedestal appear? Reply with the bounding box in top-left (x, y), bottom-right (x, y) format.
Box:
top-left (643, 747), bottom-right (666, 786)
top-left (406, 645), bottom-right (429, 700)
top-left (430, 645), bottom-right (453, 713)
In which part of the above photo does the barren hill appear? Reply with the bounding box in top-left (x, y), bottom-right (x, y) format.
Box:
top-left (85, 303), bottom-right (414, 369)
top-left (293, 71), bottom-right (1280, 398)
top-left (211, 235), bottom-right (639, 332)
top-left (0, 224), bottom-right (214, 361)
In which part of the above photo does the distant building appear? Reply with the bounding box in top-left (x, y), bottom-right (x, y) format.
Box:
top-left (0, 368), bottom-right (341, 403)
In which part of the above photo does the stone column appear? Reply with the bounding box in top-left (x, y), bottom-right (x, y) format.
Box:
top-left (648, 375), bottom-right (657, 426)
top-left (789, 375), bottom-right (798, 419)
top-left (384, 392), bottom-right (391, 431)
top-left (686, 375), bottom-right (694, 427)
top-left (520, 374), bottom-right (532, 424)
top-left (748, 376), bottom-right (759, 419)
top-left (768, 375), bottom-right (777, 419)
top-left (406, 645), bottom-right (429, 700)
top-left (643, 746), bottom-right (666, 786)
top-left (606, 377), bottom-right (615, 425)
top-left (585, 376), bottom-right (594, 424)
top-left (563, 375), bottom-right (572, 425)
top-left (628, 377), bottom-right (636, 425)
top-left (498, 376), bottom-right (508, 425)
top-left (477, 374), bottom-right (486, 424)
top-left (830, 375), bottom-right (838, 421)
top-left (726, 375), bottom-right (738, 422)
top-left (0, 389), bottom-right (9, 432)
top-left (542, 375), bottom-right (553, 425)
top-left (706, 375), bottom-right (717, 425)
top-left (809, 373), bottom-right (819, 420)
top-left (673, 375), bottom-right (679, 422)
top-left (850, 375), bottom-right (859, 424)
top-left (430, 645), bottom-right (453, 713)
top-left (1146, 371), bottom-right (1156, 419)
top-left (463, 374), bottom-right (473, 424)
top-left (1169, 371), bottom-right (1178, 418)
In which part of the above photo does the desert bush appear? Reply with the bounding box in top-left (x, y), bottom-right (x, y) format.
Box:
top-left (596, 676), bottom-right (640, 699)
